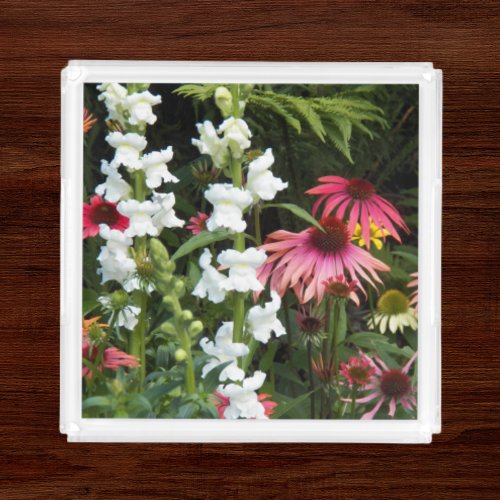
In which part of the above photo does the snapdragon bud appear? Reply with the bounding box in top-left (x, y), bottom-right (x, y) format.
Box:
top-left (188, 320), bottom-right (204, 337)
top-left (160, 320), bottom-right (177, 335)
top-left (110, 289), bottom-right (129, 309)
top-left (162, 295), bottom-right (176, 311)
top-left (149, 238), bottom-right (170, 271)
top-left (214, 86), bottom-right (233, 117)
top-left (175, 348), bottom-right (188, 362)
top-left (174, 279), bottom-right (185, 297)
top-left (180, 310), bottom-right (193, 322)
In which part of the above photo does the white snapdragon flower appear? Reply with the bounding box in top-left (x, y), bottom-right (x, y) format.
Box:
top-left (98, 296), bottom-right (140, 331)
top-left (106, 132), bottom-right (147, 170)
top-left (191, 120), bottom-right (229, 169)
top-left (217, 371), bottom-right (268, 419)
top-left (204, 183), bottom-right (253, 233)
top-left (247, 291), bottom-right (286, 344)
top-left (217, 117), bottom-right (252, 158)
top-left (123, 90), bottom-right (162, 127)
top-left (199, 322), bottom-right (249, 382)
top-left (99, 224), bottom-right (133, 256)
top-left (151, 192), bottom-right (184, 231)
top-left (97, 245), bottom-right (136, 289)
top-left (217, 248), bottom-right (267, 293)
top-left (117, 199), bottom-right (160, 237)
top-left (141, 148), bottom-right (179, 189)
top-left (246, 149), bottom-right (288, 201)
top-left (95, 160), bottom-right (132, 202)
top-left (192, 249), bottom-right (227, 304)
top-left (97, 83), bottom-right (127, 124)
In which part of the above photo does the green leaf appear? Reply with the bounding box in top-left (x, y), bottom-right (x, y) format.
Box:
top-left (336, 304), bottom-right (347, 345)
top-left (178, 402), bottom-right (198, 418)
top-left (345, 331), bottom-right (414, 357)
top-left (82, 396), bottom-right (111, 410)
top-left (143, 380), bottom-right (182, 404)
top-left (203, 361), bottom-right (233, 393)
top-left (82, 288), bottom-right (99, 315)
top-left (392, 251), bottom-right (418, 266)
top-left (262, 203), bottom-right (324, 232)
top-left (172, 230), bottom-right (230, 261)
top-left (249, 94), bottom-right (302, 133)
top-left (272, 390), bottom-right (316, 419)
top-left (259, 342), bottom-right (279, 372)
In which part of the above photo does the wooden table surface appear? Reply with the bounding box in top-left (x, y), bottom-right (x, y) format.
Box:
top-left (1, 1), bottom-right (499, 498)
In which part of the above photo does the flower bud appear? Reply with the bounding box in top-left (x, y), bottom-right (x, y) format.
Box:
top-left (180, 310), bottom-right (193, 322)
top-left (162, 295), bottom-right (176, 311)
top-left (110, 378), bottom-right (124, 395)
top-left (110, 289), bottom-right (129, 309)
top-left (160, 320), bottom-right (177, 335)
top-left (175, 348), bottom-right (188, 362)
top-left (149, 238), bottom-right (170, 271)
top-left (188, 320), bottom-right (204, 337)
top-left (174, 279), bottom-right (185, 297)
top-left (214, 86), bottom-right (233, 117)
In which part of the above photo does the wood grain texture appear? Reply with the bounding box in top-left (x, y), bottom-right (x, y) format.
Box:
top-left (0, 1), bottom-right (499, 497)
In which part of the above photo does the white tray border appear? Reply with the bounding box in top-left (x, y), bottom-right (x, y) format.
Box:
top-left (61, 61), bottom-right (441, 443)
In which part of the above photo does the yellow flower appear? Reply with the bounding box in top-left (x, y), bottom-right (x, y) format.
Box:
top-left (351, 221), bottom-right (390, 250)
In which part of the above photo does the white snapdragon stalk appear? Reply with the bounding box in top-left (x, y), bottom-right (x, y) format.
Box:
top-left (247, 291), bottom-right (286, 344)
top-left (204, 183), bottom-right (253, 233)
top-left (217, 248), bottom-right (267, 293)
top-left (199, 322), bottom-right (249, 382)
top-left (246, 148), bottom-right (288, 201)
top-left (118, 199), bottom-right (160, 237)
top-left (151, 192), bottom-right (184, 231)
top-left (217, 371), bottom-right (268, 419)
top-left (95, 160), bottom-right (132, 202)
top-left (105, 132), bottom-right (147, 170)
top-left (123, 90), bottom-right (162, 127)
top-left (191, 120), bottom-right (229, 169)
top-left (217, 117), bottom-right (252, 158)
top-left (192, 249), bottom-right (227, 304)
top-left (141, 148), bottom-right (179, 189)
top-left (97, 83), bottom-right (128, 125)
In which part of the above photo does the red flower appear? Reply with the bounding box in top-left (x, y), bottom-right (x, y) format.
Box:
top-left (340, 356), bottom-right (376, 387)
top-left (83, 195), bottom-right (129, 239)
top-left (186, 211), bottom-right (209, 235)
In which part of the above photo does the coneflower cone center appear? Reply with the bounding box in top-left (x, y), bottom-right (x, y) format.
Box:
top-left (347, 178), bottom-right (375, 200)
top-left (300, 317), bottom-right (322, 334)
top-left (377, 289), bottom-right (409, 315)
top-left (349, 366), bottom-right (371, 384)
top-left (380, 369), bottom-right (411, 398)
top-left (311, 216), bottom-right (349, 253)
top-left (91, 203), bottom-right (120, 226)
top-left (326, 281), bottom-right (350, 298)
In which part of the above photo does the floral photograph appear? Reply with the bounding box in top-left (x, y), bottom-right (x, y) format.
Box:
top-left (82, 82), bottom-right (418, 420)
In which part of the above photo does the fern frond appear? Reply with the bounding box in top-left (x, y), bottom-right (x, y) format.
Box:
top-left (248, 94), bottom-right (302, 134)
top-left (174, 84), bottom-right (220, 102)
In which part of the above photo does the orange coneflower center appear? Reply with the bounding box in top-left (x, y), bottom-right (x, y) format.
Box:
top-left (380, 369), bottom-right (411, 399)
top-left (311, 216), bottom-right (350, 253)
top-left (90, 202), bottom-right (120, 226)
top-left (347, 178), bottom-right (375, 200)
top-left (325, 280), bottom-right (351, 298)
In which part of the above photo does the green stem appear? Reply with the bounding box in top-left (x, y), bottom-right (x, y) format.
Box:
top-left (242, 337), bottom-right (258, 372)
top-left (307, 341), bottom-right (315, 419)
top-left (253, 204), bottom-right (262, 245)
top-left (170, 294), bottom-right (196, 394)
top-left (130, 291), bottom-right (148, 387)
top-left (368, 287), bottom-right (377, 327)
top-left (350, 385), bottom-right (358, 419)
top-left (324, 297), bottom-right (333, 361)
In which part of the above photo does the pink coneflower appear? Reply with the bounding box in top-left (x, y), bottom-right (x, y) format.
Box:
top-left (348, 351), bottom-right (417, 419)
top-left (83, 108), bottom-right (97, 134)
top-left (296, 304), bottom-right (324, 335)
top-left (340, 356), bottom-right (375, 387)
top-left (212, 391), bottom-right (277, 419)
top-left (311, 353), bottom-right (335, 385)
top-left (257, 216), bottom-right (390, 304)
top-left (323, 275), bottom-right (360, 306)
top-left (82, 319), bottom-right (139, 380)
top-left (83, 195), bottom-right (129, 239)
top-left (306, 176), bottom-right (409, 249)
top-left (186, 211), bottom-right (209, 235)
top-left (407, 272), bottom-right (418, 311)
